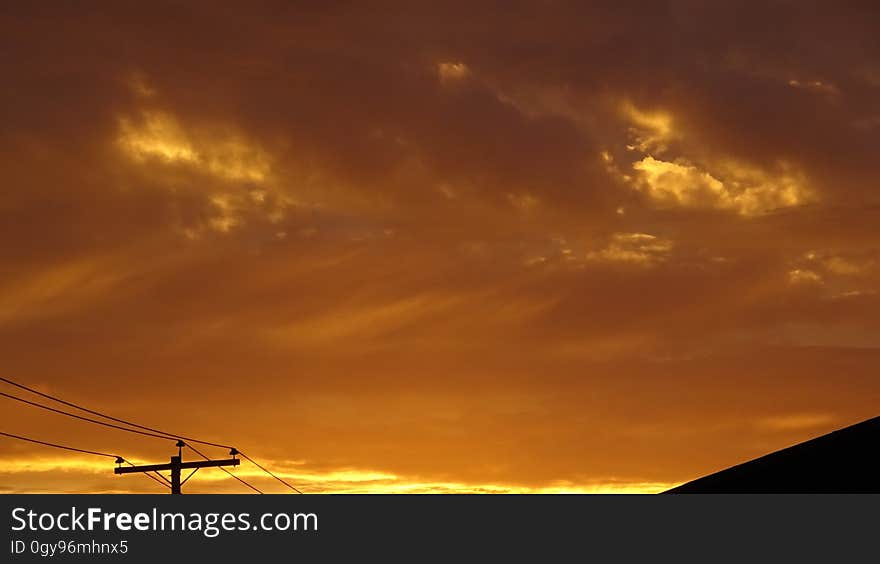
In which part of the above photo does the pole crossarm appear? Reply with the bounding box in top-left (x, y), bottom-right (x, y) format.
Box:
top-left (114, 458), bottom-right (239, 475)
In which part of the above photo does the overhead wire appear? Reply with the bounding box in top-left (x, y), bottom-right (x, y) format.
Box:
top-left (0, 376), bottom-right (230, 449)
top-left (1, 376), bottom-right (302, 493)
top-left (0, 391), bottom-right (177, 443)
top-left (239, 451), bottom-right (303, 494)
top-left (0, 430), bottom-right (119, 459)
top-left (180, 467), bottom-right (199, 486)
top-left (126, 461), bottom-right (172, 490)
top-left (0, 431), bottom-right (170, 490)
top-left (186, 443), bottom-right (263, 494)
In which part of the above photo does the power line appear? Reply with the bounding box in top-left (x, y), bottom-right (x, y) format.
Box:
top-left (0, 430), bottom-right (118, 459)
top-left (187, 444), bottom-right (263, 494)
top-left (181, 467), bottom-right (199, 486)
top-left (0, 431), bottom-right (170, 490)
top-left (0, 376), bottom-right (231, 449)
top-left (1, 376), bottom-right (304, 493)
top-left (124, 459), bottom-right (173, 487)
top-left (1, 386), bottom-right (258, 492)
top-left (126, 461), bottom-right (172, 490)
top-left (139, 474), bottom-right (171, 489)
top-left (116, 441), bottom-right (243, 495)
top-left (0, 391), bottom-right (177, 443)
top-left (239, 452), bottom-right (303, 494)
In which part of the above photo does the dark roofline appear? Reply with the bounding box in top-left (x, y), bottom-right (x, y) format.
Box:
top-left (665, 415), bottom-right (880, 493)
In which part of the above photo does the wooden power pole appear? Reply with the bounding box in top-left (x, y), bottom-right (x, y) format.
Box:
top-left (115, 441), bottom-right (240, 494)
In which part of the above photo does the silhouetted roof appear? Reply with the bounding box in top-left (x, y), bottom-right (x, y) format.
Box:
top-left (665, 415), bottom-right (880, 493)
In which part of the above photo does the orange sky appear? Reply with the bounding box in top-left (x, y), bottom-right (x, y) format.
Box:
top-left (2, 2), bottom-right (880, 493)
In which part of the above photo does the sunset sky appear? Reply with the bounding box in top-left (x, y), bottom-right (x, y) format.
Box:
top-left (2, 2), bottom-right (879, 493)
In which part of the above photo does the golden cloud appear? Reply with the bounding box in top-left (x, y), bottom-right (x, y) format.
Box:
top-left (799, 250), bottom-right (875, 278)
top-left (0, 257), bottom-right (131, 324)
top-left (755, 413), bottom-right (836, 432)
top-left (787, 78), bottom-right (838, 95)
top-left (436, 61), bottom-right (470, 83)
top-left (586, 232), bottom-right (673, 266)
top-left (631, 156), bottom-right (811, 215)
top-left (264, 293), bottom-right (466, 347)
top-left (620, 101), bottom-right (676, 153)
top-left (0, 455), bottom-right (672, 494)
top-left (788, 268), bottom-right (822, 285)
top-left (117, 110), bottom-right (270, 183)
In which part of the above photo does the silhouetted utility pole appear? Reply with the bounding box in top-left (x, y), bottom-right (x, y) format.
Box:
top-left (115, 441), bottom-right (240, 494)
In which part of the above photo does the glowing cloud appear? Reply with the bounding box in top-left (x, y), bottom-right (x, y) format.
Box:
top-left (824, 256), bottom-right (867, 275)
top-left (756, 413), bottom-right (836, 431)
top-left (631, 156), bottom-right (810, 215)
top-left (117, 111), bottom-right (270, 183)
top-left (436, 62), bottom-right (470, 83)
top-left (787, 78), bottom-right (838, 95)
top-left (0, 455), bottom-right (672, 494)
top-left (0, 257), bottom-right (131, 323)
top-left (586, 232), bottom-right (673, 266)
top-left (621, 101), bottom-right (676, 152)
top-left (788, 268), bottom-right (822, 285)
